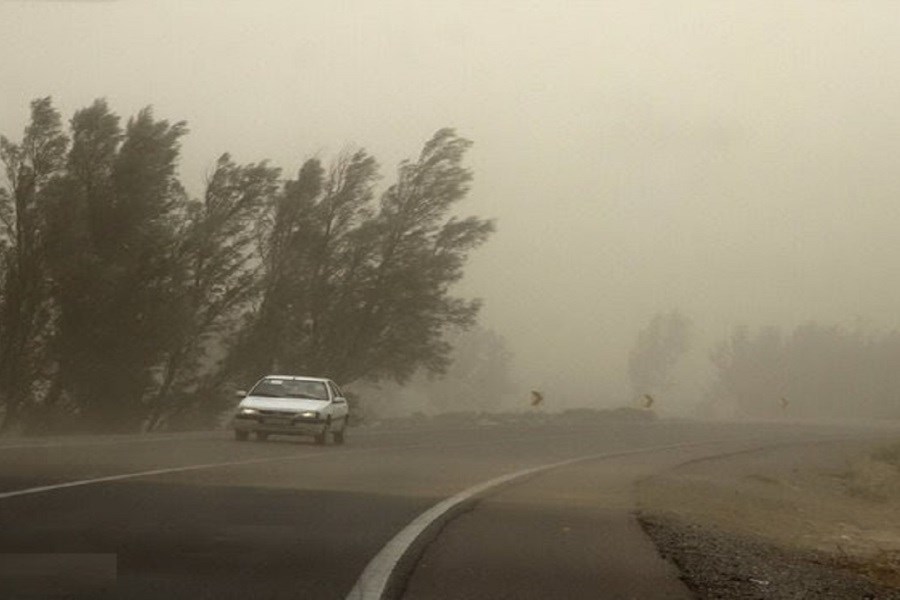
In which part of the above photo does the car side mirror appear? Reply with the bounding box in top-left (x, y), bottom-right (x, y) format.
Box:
top-left (235, 390), bottom-right (247, 398)
top-left (333, 397), bottom-right (346, 404)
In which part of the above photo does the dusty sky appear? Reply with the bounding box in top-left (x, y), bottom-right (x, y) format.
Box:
top-left (3, 0), bottom-right (900, 409)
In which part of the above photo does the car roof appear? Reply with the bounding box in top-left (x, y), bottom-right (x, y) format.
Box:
top-left (262, 375), bottom-right (331, 383)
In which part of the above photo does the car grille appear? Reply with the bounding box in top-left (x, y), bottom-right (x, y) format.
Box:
top-left (252, 409), bottom-right (320, 423)
top-left (257, 409), bottom-right (296, 417)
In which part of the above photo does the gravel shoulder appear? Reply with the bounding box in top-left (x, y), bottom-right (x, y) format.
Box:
top-left (637, 439), bottom-right (900, 599)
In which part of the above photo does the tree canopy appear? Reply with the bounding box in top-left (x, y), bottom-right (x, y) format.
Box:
top-left (0, 98), bottom-right (493, 433)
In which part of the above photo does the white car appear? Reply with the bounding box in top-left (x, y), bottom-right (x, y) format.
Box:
top-left (232, 375), bottom-right (350, 444)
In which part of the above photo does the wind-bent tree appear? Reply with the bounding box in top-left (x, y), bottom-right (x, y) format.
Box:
top-left (230, 156), bottom-right (332, 379)
top-left (333, 130), bottom-right (493, 384)
top-left (45, 101), bottom-right (189, 431)
top-left (1, 98), bottom-right (494, 432)
top-left (144, 154), bottom-right (281, 429)
top-left (232, 129), bottom-right (494, 387)
top-left (0, 98), bottom-right (68, 431)
top-left (627, 310), bottom-right (692, 400)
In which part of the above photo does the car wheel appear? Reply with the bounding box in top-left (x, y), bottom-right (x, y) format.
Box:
top-left (235, 430), bottom-right (249, 442)
top-left (332, 419), bottom-right (346, 445)
top-left (314, 419), bottom-right (330, 445)
top-left (255, 432), bottom-right (269, 442)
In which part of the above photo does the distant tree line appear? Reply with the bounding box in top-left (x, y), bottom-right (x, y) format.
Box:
top-left (0, 97), bottom-right (494, 433)
top-left (708, 322), bottom-right (900, 419)
top-left (627, 310), bottom-right (899, 420)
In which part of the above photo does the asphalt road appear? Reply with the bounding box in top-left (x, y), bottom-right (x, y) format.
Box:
top-left (0, 418), bottom-right (874, 599)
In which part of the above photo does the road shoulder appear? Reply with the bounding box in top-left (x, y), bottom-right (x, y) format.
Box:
top-left (401, 450), bottom-right (705, 599)
top-left (637, 439), bottom-right (900, 599)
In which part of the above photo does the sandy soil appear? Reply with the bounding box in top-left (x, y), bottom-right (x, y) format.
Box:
top-left (637, 438), bottom-right (900, 597)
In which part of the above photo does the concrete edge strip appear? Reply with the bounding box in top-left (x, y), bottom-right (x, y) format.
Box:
top-left (344, 440), bottom-right (719, 600)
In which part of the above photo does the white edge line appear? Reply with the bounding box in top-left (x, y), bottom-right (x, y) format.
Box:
top-left (0, 431), bottom-right (600, 501)
top-left (344, 440), bottom-right (715, 600)
top-left (0, 425), bottom-right (479, 451)
top-left (0, 453), bottom-right (328, 500)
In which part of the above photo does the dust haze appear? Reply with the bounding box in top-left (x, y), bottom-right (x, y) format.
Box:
top-left (4, 0), bottom-right (900, 417)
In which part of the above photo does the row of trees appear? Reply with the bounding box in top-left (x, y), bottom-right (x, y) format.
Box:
top-left (0, 98), bottom-right (494, 433)
top-left (708, 322), bottom-right (900, 419)
top-left (627, 311), bottom-right (900, 420)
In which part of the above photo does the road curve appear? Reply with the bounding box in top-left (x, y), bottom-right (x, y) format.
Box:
top-left (0, 419), bottom-right (859, 599)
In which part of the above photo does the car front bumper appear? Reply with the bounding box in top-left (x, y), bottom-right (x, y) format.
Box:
top-left (232, 414), bottom-right (327, 436)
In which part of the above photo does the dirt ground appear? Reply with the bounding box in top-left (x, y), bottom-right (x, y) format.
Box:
top-left (637, 438), bottom-right (900, 597)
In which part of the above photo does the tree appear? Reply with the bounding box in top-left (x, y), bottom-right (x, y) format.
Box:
top-left (329, 129), bottom-right (493, 384)
top-left (708, 325), bottom-right (785, 417)
top-left (0, 98), bottom-right (495, 432)
top-left (143, 154), bottom-right (280, 429)
top-left (232, 129), bottom-right (494, 388)
top-left (0, 97), bottom-right (68, 431)
top-left (627, 310), bottom-right (692, 399)
top-left (45, 101), bottom-right (189, 431)
top-left (228, 150), bottom-right (378, 381)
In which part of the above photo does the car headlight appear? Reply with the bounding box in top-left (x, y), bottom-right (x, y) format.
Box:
top-left (298, 410), bottom-right (318, 419)
top-left (239, 408), bottom-right (259, 415)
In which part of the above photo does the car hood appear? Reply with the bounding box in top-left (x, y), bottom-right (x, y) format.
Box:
top-left (240, 396), bottom-right (330, 412)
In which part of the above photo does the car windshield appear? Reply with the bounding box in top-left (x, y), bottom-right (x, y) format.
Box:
top-left (250, 379), bottom-right (328, 400)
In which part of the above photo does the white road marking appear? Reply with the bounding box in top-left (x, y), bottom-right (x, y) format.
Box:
top-left (344, 440), bottom-right (721, 600)
top-left (0, 431), bottom-right (220, 451)
top-left (0, 425), bottom-right (489, 451)
top-left (0, 430), bottom-right (622, 500)
top-left (0, 452), bottom-right (334, 500)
